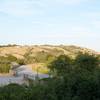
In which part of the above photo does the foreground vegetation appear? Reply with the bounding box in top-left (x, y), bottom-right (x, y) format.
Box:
top-left (0, 53), bottom-right (99, 100)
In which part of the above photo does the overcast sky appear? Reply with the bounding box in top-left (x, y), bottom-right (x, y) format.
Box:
top-left (0, 0), bottom-right (100, 51)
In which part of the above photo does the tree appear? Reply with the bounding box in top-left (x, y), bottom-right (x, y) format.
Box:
top-left (48, 55), bottom-right (72, 76)
top-left (74, 53), bottom-right (99, 71)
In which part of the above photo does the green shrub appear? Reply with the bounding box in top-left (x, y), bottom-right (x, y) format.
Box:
top-left (74, 53), bottom-right (99, 71)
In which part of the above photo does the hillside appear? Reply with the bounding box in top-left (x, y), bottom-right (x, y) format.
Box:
top-left (0, 45), bottom-right (98, 60)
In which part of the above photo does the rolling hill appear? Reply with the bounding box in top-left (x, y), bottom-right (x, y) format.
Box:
top-left (0, 45), bottom-right (98, 60)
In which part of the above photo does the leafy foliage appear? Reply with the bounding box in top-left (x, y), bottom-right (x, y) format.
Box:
top-left (48, 55), bottom-right (72, 76)
top-left (74, 53), bottom-right (99, 71)
top-left (0, 55), bottom-right (25, 73)
top-left (0, 55), bottom-right (17, 73)
top-left (0, 53), bottom-right (100, 100)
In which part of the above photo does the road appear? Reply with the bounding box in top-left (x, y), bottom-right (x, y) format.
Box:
top-left (16, 65), bottom-right (49, 79)
top-left (0, 65), bottom-right (49, 86)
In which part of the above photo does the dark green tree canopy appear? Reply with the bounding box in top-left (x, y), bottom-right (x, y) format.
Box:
top-left (75, 53), bottom-right (99, 71)
top-left (48, 55), bottom-right (72, 76)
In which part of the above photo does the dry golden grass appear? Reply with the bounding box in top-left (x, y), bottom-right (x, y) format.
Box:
top-left (0, 45), bottom-right (97, 60)
top-left (31, 63), bottom-right (49, 74)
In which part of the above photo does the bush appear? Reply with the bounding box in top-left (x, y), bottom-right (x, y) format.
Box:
top-left (48, 55), bottom-right (72, 76)
top-left (74, 53), bottom-right (99, 71)
top-left (0, 53), bottom-right (100, 100)
top-left (0, 55), bottom-right (20, 73)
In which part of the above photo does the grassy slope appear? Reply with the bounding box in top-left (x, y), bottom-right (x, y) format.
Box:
top-left (0, 45), bottom-right (97, 59)
top-left (0, 45), bottom-right (98, 74)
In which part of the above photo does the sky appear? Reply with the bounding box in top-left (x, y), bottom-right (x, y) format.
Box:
top-left (0, 0), bottom-right (100, 51)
